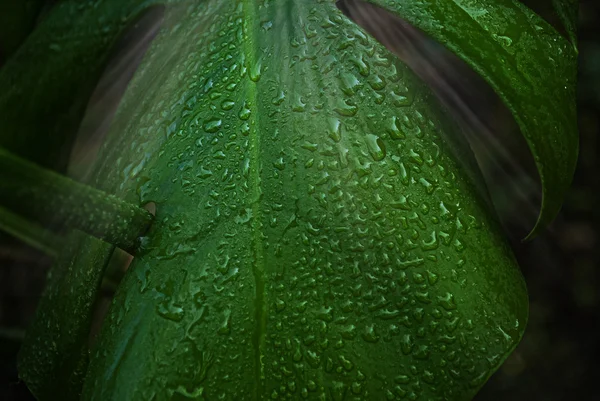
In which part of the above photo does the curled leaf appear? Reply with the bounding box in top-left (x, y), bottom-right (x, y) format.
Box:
top-left (364, 0), bottom-right (579, 240)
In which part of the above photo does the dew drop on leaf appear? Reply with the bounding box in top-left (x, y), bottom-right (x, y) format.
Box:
top-left (365, 134), bottom-right (386, 161)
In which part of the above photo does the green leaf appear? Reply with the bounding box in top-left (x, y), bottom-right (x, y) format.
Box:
top-left (364, 0), bottom-right (579, 240)
top-left (0, 147), bottom-right (153, 251)
top-left (18, 231), bottom-right (114, 401)
top-left (552, 0), bottom-right (579, 49)
top-left (47, 1), bottom-right (527, 400)
top-left (14, 0), bottom-right (579, 400)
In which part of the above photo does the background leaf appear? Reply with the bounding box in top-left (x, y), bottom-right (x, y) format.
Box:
top-left (552, 0), bottom-right (579, 48)
top-left (18, 232), bottom-right (114, 401)
top-left (0, 0), bottom-right (163, 171)
top-left (365, 0), bottom-right (579, 240)
top-left (0, 0), bottom-right (45, 62)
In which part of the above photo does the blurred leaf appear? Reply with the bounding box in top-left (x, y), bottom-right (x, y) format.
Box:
top-left (18, 231), bottom-right (114, 401)
top-left (0, 205), bottom-right (61, 257)
top-left (0, 0), bottom-right (162, 170)
top-left (0, 0), bottom-right (45, 61)
top-left (552, 0), bottom-right (579, 49)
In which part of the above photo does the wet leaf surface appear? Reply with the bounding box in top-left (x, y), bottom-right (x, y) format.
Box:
top-left (12, 0), bottom-right (579, 400)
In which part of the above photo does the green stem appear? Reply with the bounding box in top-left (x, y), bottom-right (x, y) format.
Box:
top-left (0, 147), bottom-right (153, 251)
top-left (0, 205), bottom-right (61, 257)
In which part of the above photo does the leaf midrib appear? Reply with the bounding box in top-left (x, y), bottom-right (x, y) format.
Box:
top-left (242, 0), bottom-right (266, 399)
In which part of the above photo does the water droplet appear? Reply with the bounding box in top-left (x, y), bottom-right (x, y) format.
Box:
top-left (365, 134), bottom-right (386, 161)
top-left (408, 149), bottom-right (423, 165)
top-left (421, 231), bottom-right (439, 251)
top-left (218, 309), bottom-right (231, 335)
top-left (273, 157), bottom-right (285, 170)
top-left (249, 60), bottom-right (262, 82)
top-left (275, 298), bottom-right (286, 312)
top-left (261, 20), bottom-right (273, 31)
top-left (239, 103), bottom-right (251, 120)
top-left (361, 324), bottom-right (379, 343)
top-left (390, 90), bottom-right (413, 107)
top-left (221, 100), bottom-right (235, 110)
top-left (316, 306), bottom-right (333, 322)
top-left (241, 122), bottom-right (250, 136)
top-left (400, 334), bottom-right (413, 355)
top-left (388, 116), bottom-right (406, 139)
top-left (292, 94), bottom-right (306, 112)
top-left (203, 118), bottom-right (222, 133)
top-left (304, 23), bottom-right (318, 39)
top-left (334, 99), bottom-right (357, 117)
top-left (156, 301), bottom-right (184, 322)
top-left (349, 55), bottom-right (370, 76)
top-left (330, 381), bottom-right (348, 401)
top-left (235, 208), bottom-right (253, 225)
top-left (368, 74), bottom-right (386, 90)
top-left (439, 292), bottom-right (457, 311)
top-left (339, 72), bottom-right (361, 96)
top-left (390, 195), bottom-right (411, 210)
top-left (493, 33), bottom-right (513, 47)
top-left (271, 90), bottom-right (285, 105)
top-left (327, 118), bottom-right (342, 142)
top-left (197, 166), bottom-right (213, 179)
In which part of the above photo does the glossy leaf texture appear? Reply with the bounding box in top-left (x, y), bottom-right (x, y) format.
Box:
top-left (50, 0), bottom-right (529, 400)
top-left (365, 0), bottom-right (579, 240)
top-left (14, 0), bottom-right (580, 399)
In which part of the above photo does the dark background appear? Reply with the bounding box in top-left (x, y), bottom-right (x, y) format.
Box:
top-left (1, 1), bottom-right (599, 400)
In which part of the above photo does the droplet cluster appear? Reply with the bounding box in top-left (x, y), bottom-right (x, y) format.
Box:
top-left (83, 1), bottom-right (527, 400)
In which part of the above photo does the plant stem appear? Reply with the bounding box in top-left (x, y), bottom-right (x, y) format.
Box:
top-left (0, 205), bottom-right (61, 257)
top-left (0, 147), bottom-right (153, 252)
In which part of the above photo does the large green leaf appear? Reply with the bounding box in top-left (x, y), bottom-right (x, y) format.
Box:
top-left (13, 0), bottom-right (577, 400)
top-left (90, 0), bottom-right (525, 399)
